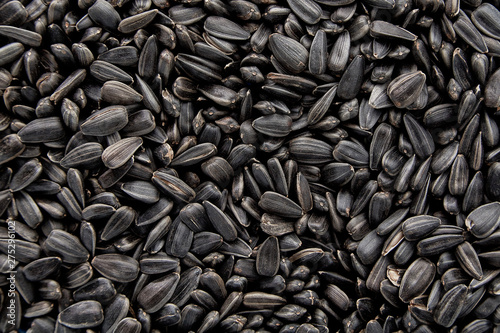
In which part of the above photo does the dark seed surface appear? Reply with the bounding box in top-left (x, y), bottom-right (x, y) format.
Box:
top-left (0, 0), bottom-right (499, 332)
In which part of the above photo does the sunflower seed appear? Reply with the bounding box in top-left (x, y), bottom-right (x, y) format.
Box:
top-left (399, 257), bottom-right (436, 303)
top-left (137, 272), bottom-right (180, 313)
top-left (60, 142), bottom-right (103, 169)
top-left (91, 254), bottom-right (139, 283)
top-left (58, 300), bottom-right (103, 329)
top-left (118, 9), bottom-right (158, 34)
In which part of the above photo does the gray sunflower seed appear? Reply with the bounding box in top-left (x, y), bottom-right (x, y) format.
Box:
top-left (227, 144), bottom-right (256, 169)
top-left (36, 198), bottom-right (66, 220)
top-left (16, 191), bottom-right (43, 228)
top-left (155, 303), bottom-right (180, 327)
top-left (101, 81), bottom-right (143, 105)
top-left (201, 157), bottom-right (234, 189)
top-left (256, 236), bottom-right (280, 277)
top-left (417, 234), bottom-right (465, 257)
top-left (90, 60), bottom-right (134, 84)
top-left (73, 277), bottom-right (117, 304)
top-left (18, 117), bottom-right (65, 143)
top-left (143, 216), bottom-right (171, 252)
top-left (296, 172), bottom-right (313, 213)
top-left (176, 53), bottom-right (223, 83)
top-left (252, 114), bottom-right (292, 137)
top-left (453, 13), bottom-right (488, 53)
top-left (113, 317), bottom-right (141, 333)
top-left (0, 25), bottom-right (42, 47)
top-left (243, 292), bottom-right (286, 309)
top-left (452, 48), bottom-right (472, 91)
top-left (423, 103), bottom-right (458, 127)
top-left (43, 230), bottom-right (89, 264)
top-left (140, 252), bottom-right (179, 275)
top-left (337, 55), bottom-right (365, 100)
top-left (122, 109), bottom-right (156, 136)
top-left (267, 72), bottom-right (317, 94)
top-left (275, 304), bottom-right (307, 322)
top-left (433, 284), bottom-right (467, 328)
top-left (78, 221), bottom-right (96, 256)
top-left (403, 113), bottom-right (435, 159)
top-left (178, 202), bottom-right (209, 232)
top-left (101, 206), bottom-right (137, 241)
top-left (204, 16), bottom-right (250, 41)
top-left (477, 251), bottom-right (500, 268)
top-left (260, 213), bottom-right (295, 236)
top-left (463, 171), bottom-right (484, 213)
top-left (66, 168), bottom-right (84, 207)
top-left (327, 30), bottom-right (350, 74)
top-left (370, 123), bottom-right (396, 171)
top-left (0, 42), bottom-right (24, 67)
top-left (471, 3), bottom-right (500, 41)
top-left (170, 266), bottom-right (203, 307)
top-left (289, 137), bottom-right (334, 165)
top-left (287, 0), bottom-right (321, 24)
top-left (137, 272), bottom-right (180, 314)
top-left (191, 289), bottom-right (218, 310)
top-left (56, 187), bottom-right (82, 220)
top-left (465, 202), bottom-right (500, 239)
top-left (356, 229), bottom-right (385, 265)
top-left (455, 241), bottom-right (483, 280)
top-left (91, 254), bottom-right (139, 283)
top-left (448, 154), bottom-right (469, 196)
top-left (171, 142), bottom-right (218, 167)
top-left (369, 83), bottom-right (393, 109)
top-left (333, 140), bottom-right (369, 168)
top-left (481, 109), bottom-right (499, 148)
top-left (0, 1), bottom-right (27, 26)
top-left (87, 0), bottom-right (121, 32)
top-left (190, 232), bottom-right (223, 256)
top-left (431, 141), bottom-right (459, 175)
top-left (58, 300), bottom-right (103, 329)
top-left (63, 262), bottom-right (93, 289)
top-left (80, 105), bottom-right (128, 136)
top-left (169, 5), bottom-right (206, 25)
top-left (0, 135), bottom-right (24, 166)
top-left (388, 71), bottom-right (426, 109)
top-left (269, 33), bottom-right (308, 74)
top-left (167, 221), bottom-right (193, 258)
top-left (325, 284), bottom-right (351, 311)
top-left (60, 98), bottom-right (80, 132)
top-left (97, 46), bottom-right (139, 67)
top-left (152, 170), bottom-right (195, 203)
top-left (23, 257), bottom-right (62, 282)
top-left (197, 311), bottom-right (220, 333)
top-left (24, 301), bottom-right (54, 318)
top-left (219, 238), bottom-right (253, 258)
top-left (118, 9), bottom-right (158, 34)
top-left (102, 137), bottom-right (142, 169)
top-left (259, 191), bottom-right (303, 218)
top-left (0, 237), bottom-right (41, 264)
top-left (60, 142), bottom-right (103, 169)
top-left (219, 314), bottom-right (246, 332)
top-left (50, 69), bottom-right (87, 104)
top-left (307, 83), bottom-right (338, 125)
top-left (399, 257), bottom-right (436, 303)
top-left (402, 215), bottom-right (441, 241)
top-left (203, 200), bottom-right (238, 242)
top-left (370, 21), bottom-right (417, 41)
top-left (308, 30), bottom-right (327, 75)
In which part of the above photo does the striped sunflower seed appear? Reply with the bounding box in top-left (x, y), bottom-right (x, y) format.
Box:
top-left (58, 300), bottom-right (103, 329)
top-left (91, 254), bottom-right (139, 283)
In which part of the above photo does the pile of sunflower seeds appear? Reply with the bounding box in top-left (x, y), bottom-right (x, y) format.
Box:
top-left (1, 0), bottom-right (500, 332)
